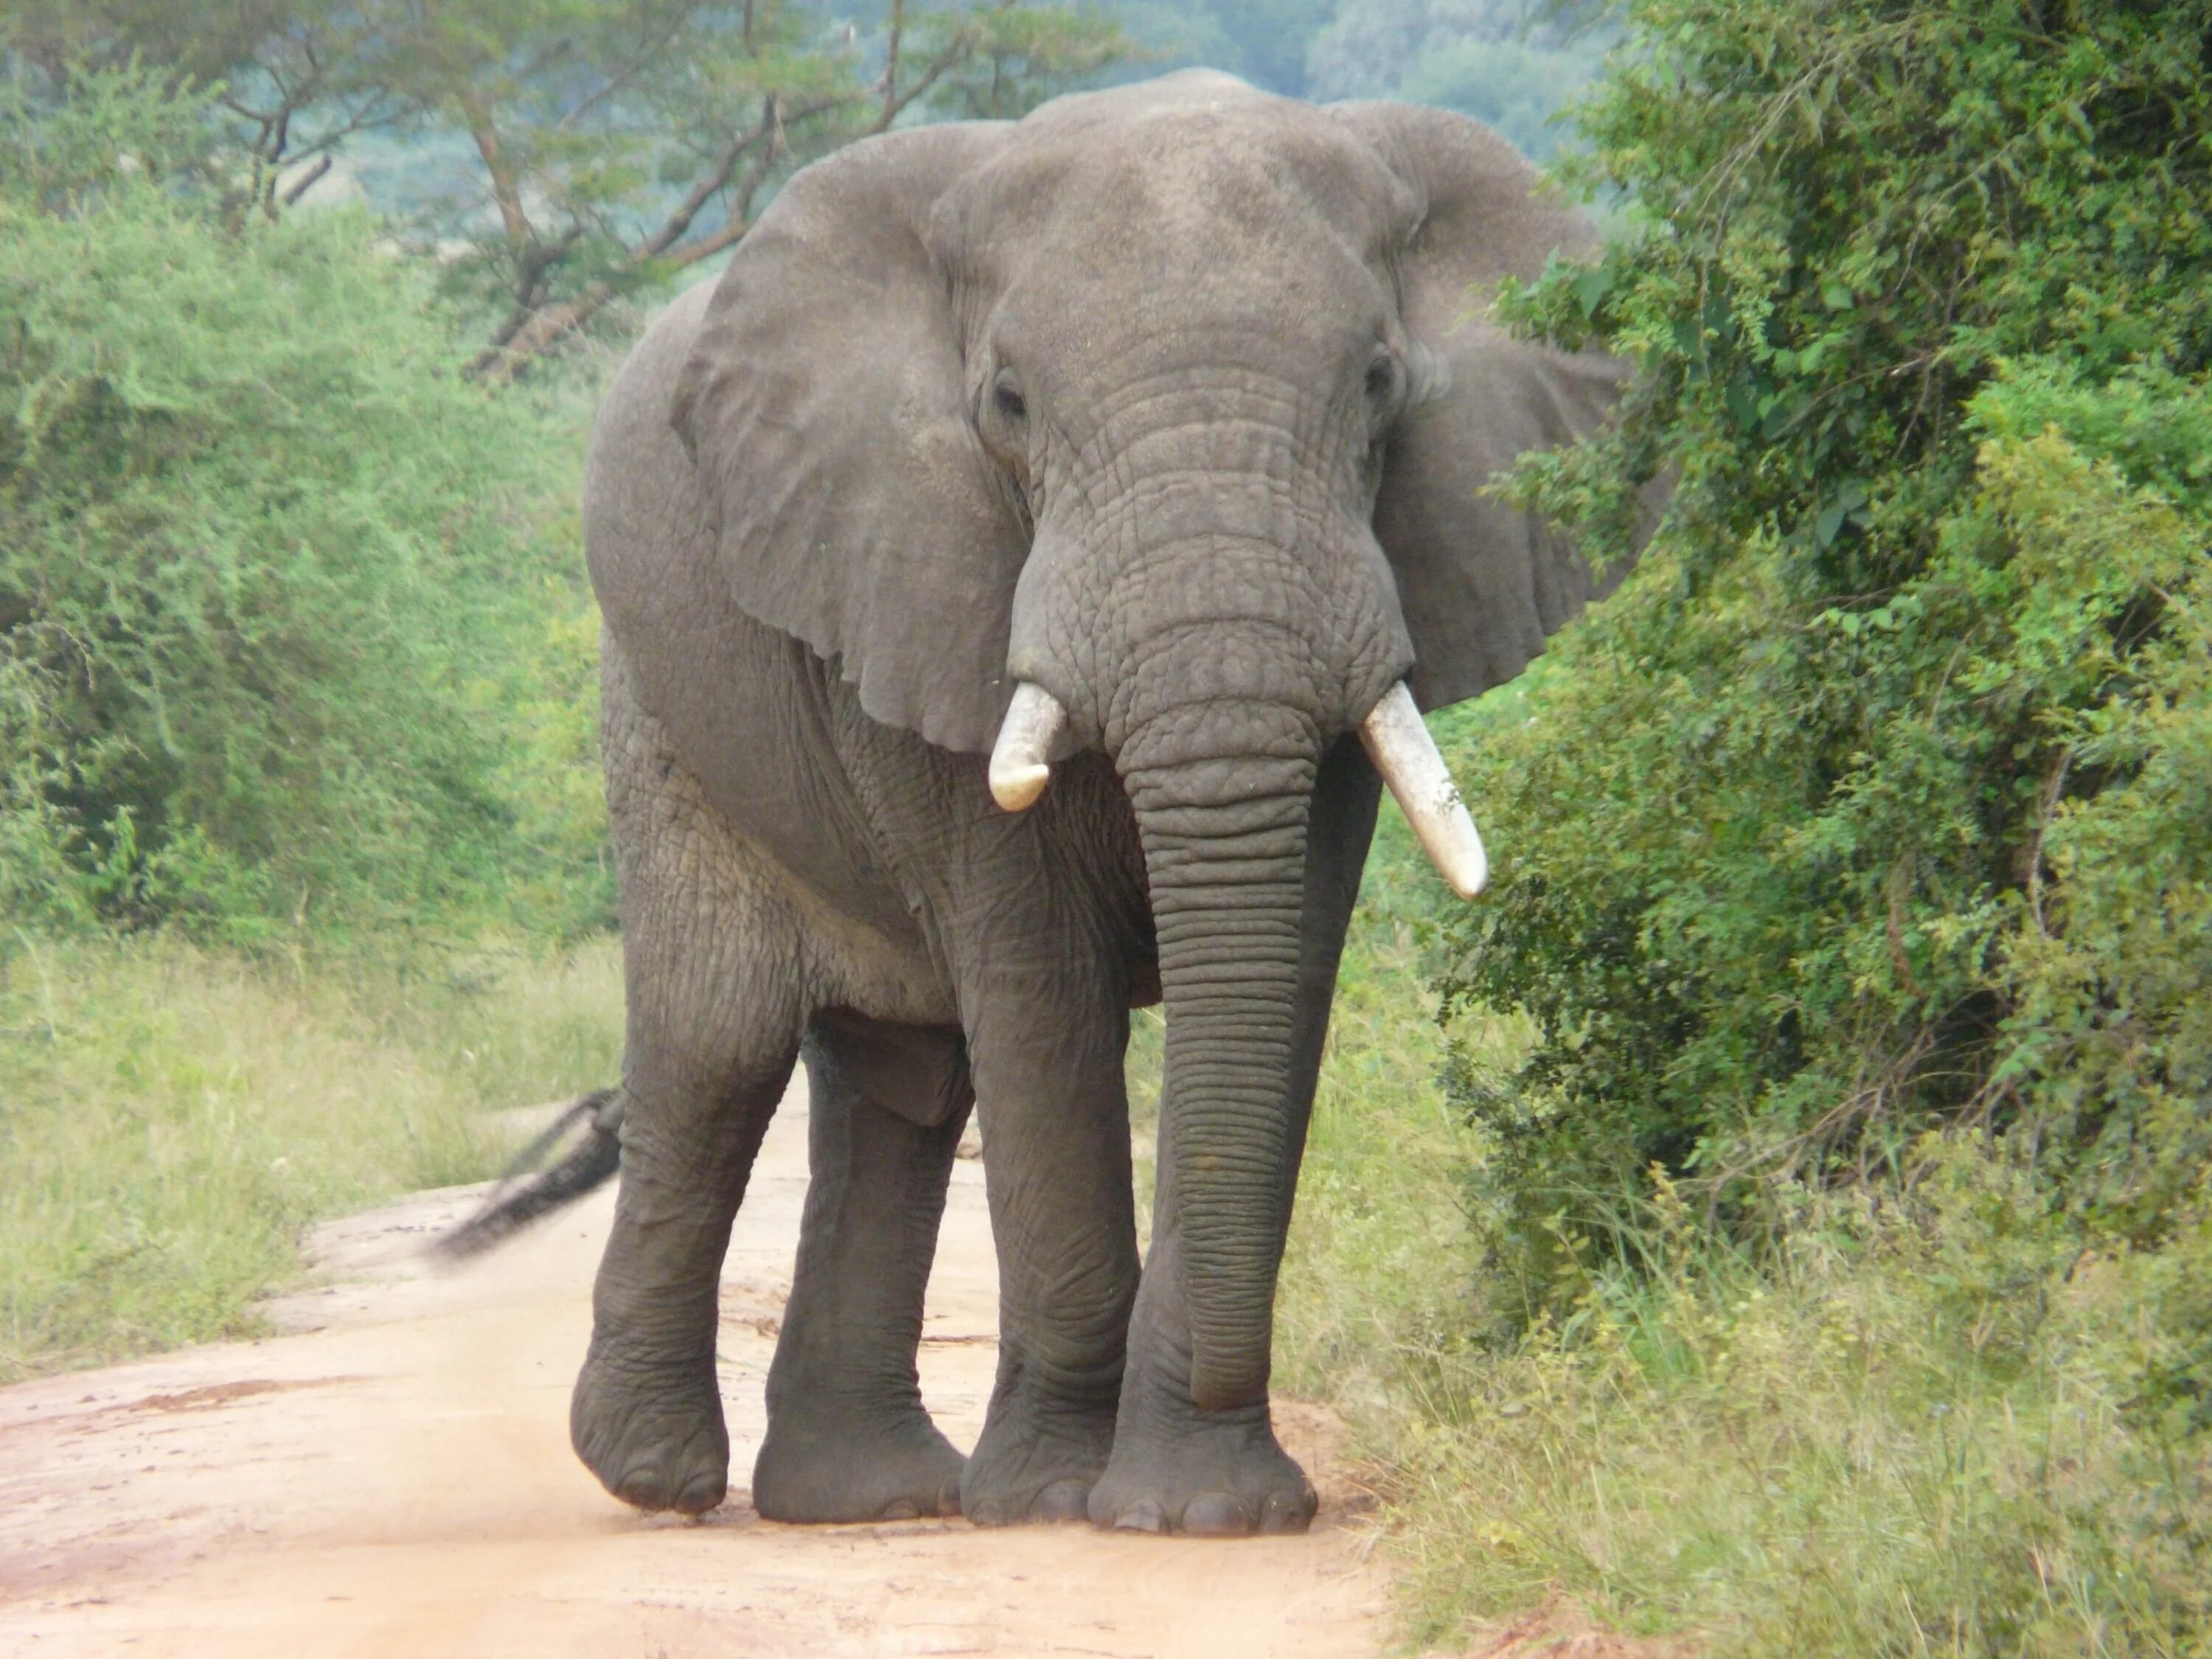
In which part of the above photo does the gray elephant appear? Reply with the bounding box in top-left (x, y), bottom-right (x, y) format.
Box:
top-left (571, 69), bottom-right (1631, 1538)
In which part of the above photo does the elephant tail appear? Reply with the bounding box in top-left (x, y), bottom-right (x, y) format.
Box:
top-left (432, 1088), bottom-right (625, 1261)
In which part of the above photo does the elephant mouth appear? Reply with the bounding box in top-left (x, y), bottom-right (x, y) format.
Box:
top-left (988, 679), bottom-right (1485, 898)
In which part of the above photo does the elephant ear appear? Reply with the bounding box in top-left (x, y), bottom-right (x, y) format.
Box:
top-left (1330, 102), bottom-right (1637, 712)
top-left (672, 123), bottom-right (1023, 755)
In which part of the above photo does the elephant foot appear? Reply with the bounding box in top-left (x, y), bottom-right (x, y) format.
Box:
top-left (571, 1343), bottom-right (730, 1515)
top-left (752, 1404), bottom-right (966, 1523)
top-left (1088, 1402), bottom-right (1316, 1537)
top-left (959, 1397), bottom-right (1117, 1527)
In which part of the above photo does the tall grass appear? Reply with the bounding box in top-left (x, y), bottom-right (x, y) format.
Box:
top-left (0, 933), bottom-right (624, 1380)
top-left (1379, 1173), bottom-right (2211, 1655)
top-left (1273, 799), bottom-right (1524, 1413)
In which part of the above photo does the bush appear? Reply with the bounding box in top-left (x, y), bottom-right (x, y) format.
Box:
top-left (0, 66), bottom-right (611, 944)
top-left (1439, 0), bottom-right (2212, 1320)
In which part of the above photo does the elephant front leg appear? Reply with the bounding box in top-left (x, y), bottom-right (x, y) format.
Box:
top-left (957, 959), bottom-right (1141, 1526)
top-left (752, 1015), bottom-right (971, 1523)
top-left (1085, 1170), bottom-right (1318, 1535)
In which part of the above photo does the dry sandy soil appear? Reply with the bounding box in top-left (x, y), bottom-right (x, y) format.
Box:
top-left (0, 1079), bottom-right (1393, 1658)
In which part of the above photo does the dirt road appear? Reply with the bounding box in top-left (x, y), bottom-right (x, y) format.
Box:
top-left (0, 1079), bottom-right (1392, 1658)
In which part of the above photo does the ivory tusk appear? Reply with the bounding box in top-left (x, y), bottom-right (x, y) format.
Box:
top-left (988, 682), bottom-right (1068, 812)
top-left (1358, 681), bottom-right (1489, 899)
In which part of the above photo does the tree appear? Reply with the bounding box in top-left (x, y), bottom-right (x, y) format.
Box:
top-left (2, 1), bottom-right (422, 218)
top-left (8, 0), bottom-right (1136, 380)
top-left (437, 0), bottom-right (1132, 378)
top-left (921, 0), bottom-right (1137, 119)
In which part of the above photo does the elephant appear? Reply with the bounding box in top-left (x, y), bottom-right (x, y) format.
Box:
top-left (568, 68), bottom-right (1635, 1539)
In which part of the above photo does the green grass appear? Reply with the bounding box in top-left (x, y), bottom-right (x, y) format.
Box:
top-left (1373, 1183), bottom-right (2211, 1655)
top-left (0, 932), bottom-right (624, 1380)
top-left (1273, 801), bottom-right (1524, 1412)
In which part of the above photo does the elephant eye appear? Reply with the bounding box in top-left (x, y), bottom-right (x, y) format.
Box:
top-left (1365, 351), bottom-right (1404, 409)
top-left (994, 378), bottom-right (1027, 422)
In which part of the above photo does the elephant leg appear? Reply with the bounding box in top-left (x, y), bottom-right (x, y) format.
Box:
top-left (573, 648), bottom-right (806, 1515)
top-left (1089, 735), bottom-right (1381, 1536)
top-left (751, 1013), bottom-right (972, 1523)
top-left (956, 956), bottom-right (1140, 1526)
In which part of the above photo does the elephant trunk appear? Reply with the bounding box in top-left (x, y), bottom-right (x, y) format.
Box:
top-left (1121, 712), bottom-right (1317, 1411)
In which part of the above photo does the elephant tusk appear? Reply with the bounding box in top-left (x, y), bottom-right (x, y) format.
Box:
top-left (1358, 681), bottom-right (1489, 900)
top-left (989, 682), bottom-right (1067, 812)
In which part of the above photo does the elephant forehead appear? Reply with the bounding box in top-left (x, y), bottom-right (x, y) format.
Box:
top-left (930, 100), bottom-right (1419, 291)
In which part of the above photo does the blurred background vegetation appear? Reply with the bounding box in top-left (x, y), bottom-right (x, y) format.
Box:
top-left (4, 0), bottom-right (2208, 1652)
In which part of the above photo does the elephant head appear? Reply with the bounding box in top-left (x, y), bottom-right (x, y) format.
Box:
top-left (672, 72), bottom-right (1632, 1412)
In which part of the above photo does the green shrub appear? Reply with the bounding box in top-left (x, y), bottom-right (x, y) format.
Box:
top-left (1439, 0), bottom-right (2212, 1318)
top-left (0, 66), bottom-right (611, 942)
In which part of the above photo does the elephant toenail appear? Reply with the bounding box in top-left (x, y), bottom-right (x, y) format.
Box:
top-left (1181, 1492), bottom-right (1251, 1536)
top-left (937, 1475), bottom-right (964, 1517)
top-left (1113, 1500), bottom-right (1166, 1533)
top-left (1029, 1479), bottom-right (1091, 1523)
top-left (673, 1471), bottom-right (727, 1514)
top-left (880, 1499), bottom-right (920, 1520)
top-left (1260, 1489), bottom-right (1314, 1534)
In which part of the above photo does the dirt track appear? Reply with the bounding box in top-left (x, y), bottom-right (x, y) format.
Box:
top-left (0, 1079), bottom-right (1393, 1657)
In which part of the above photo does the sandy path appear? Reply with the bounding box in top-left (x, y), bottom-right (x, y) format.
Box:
top-left (0, 1080), bottom-right (1391, 1658)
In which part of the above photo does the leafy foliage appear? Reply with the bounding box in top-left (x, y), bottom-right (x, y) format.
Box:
top-left (0, 68), bottom-right (608, 941)
top-left (919, 0), bottom-right (1141, 119)
top-left (1438, 0), bottom-right (2212, 1367)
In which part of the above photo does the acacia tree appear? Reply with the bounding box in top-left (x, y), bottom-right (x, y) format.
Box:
top-left (7, 0), bottom-right (1134, 380)
top-left (427, 0), bottom-right (1133, 380)
top-left (919, 0), bottom-right (1136, 119)
top-left (1, 1), bottom-right (421, 215)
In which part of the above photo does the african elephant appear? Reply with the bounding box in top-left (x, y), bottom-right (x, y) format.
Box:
top-left (574, 69), bottom-right (1633, 1538)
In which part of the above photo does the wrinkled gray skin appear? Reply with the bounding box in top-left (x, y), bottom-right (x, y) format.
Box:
top-left (577, 72), bottom-right (1632, 1538)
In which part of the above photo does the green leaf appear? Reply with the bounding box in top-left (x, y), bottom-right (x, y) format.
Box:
top-left (1571, 265), bottom-right (1615, 319)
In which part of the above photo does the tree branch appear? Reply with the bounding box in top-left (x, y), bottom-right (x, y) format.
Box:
top-left (633, 105), bottom-right (778, 262)
top-left (467, 212), bottom-right (753, 381)
top-left (880, 0), bottom-right (905, 129)
top-left (553, 21), bottom-right (689, 133)
top-left (278, 153), bottom-right (335, 206)
top-left (466, 93), bottom-right (813, 386)
top-left (460, 92), bottom-right (536, 254)
top-left (467, 80), bottom-right (841, 383)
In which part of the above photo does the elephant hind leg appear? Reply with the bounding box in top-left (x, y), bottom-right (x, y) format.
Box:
top-left (752, 1011), bottom-right (972, 1523)
top-left (572, 646), bottom-right (809, 1515)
